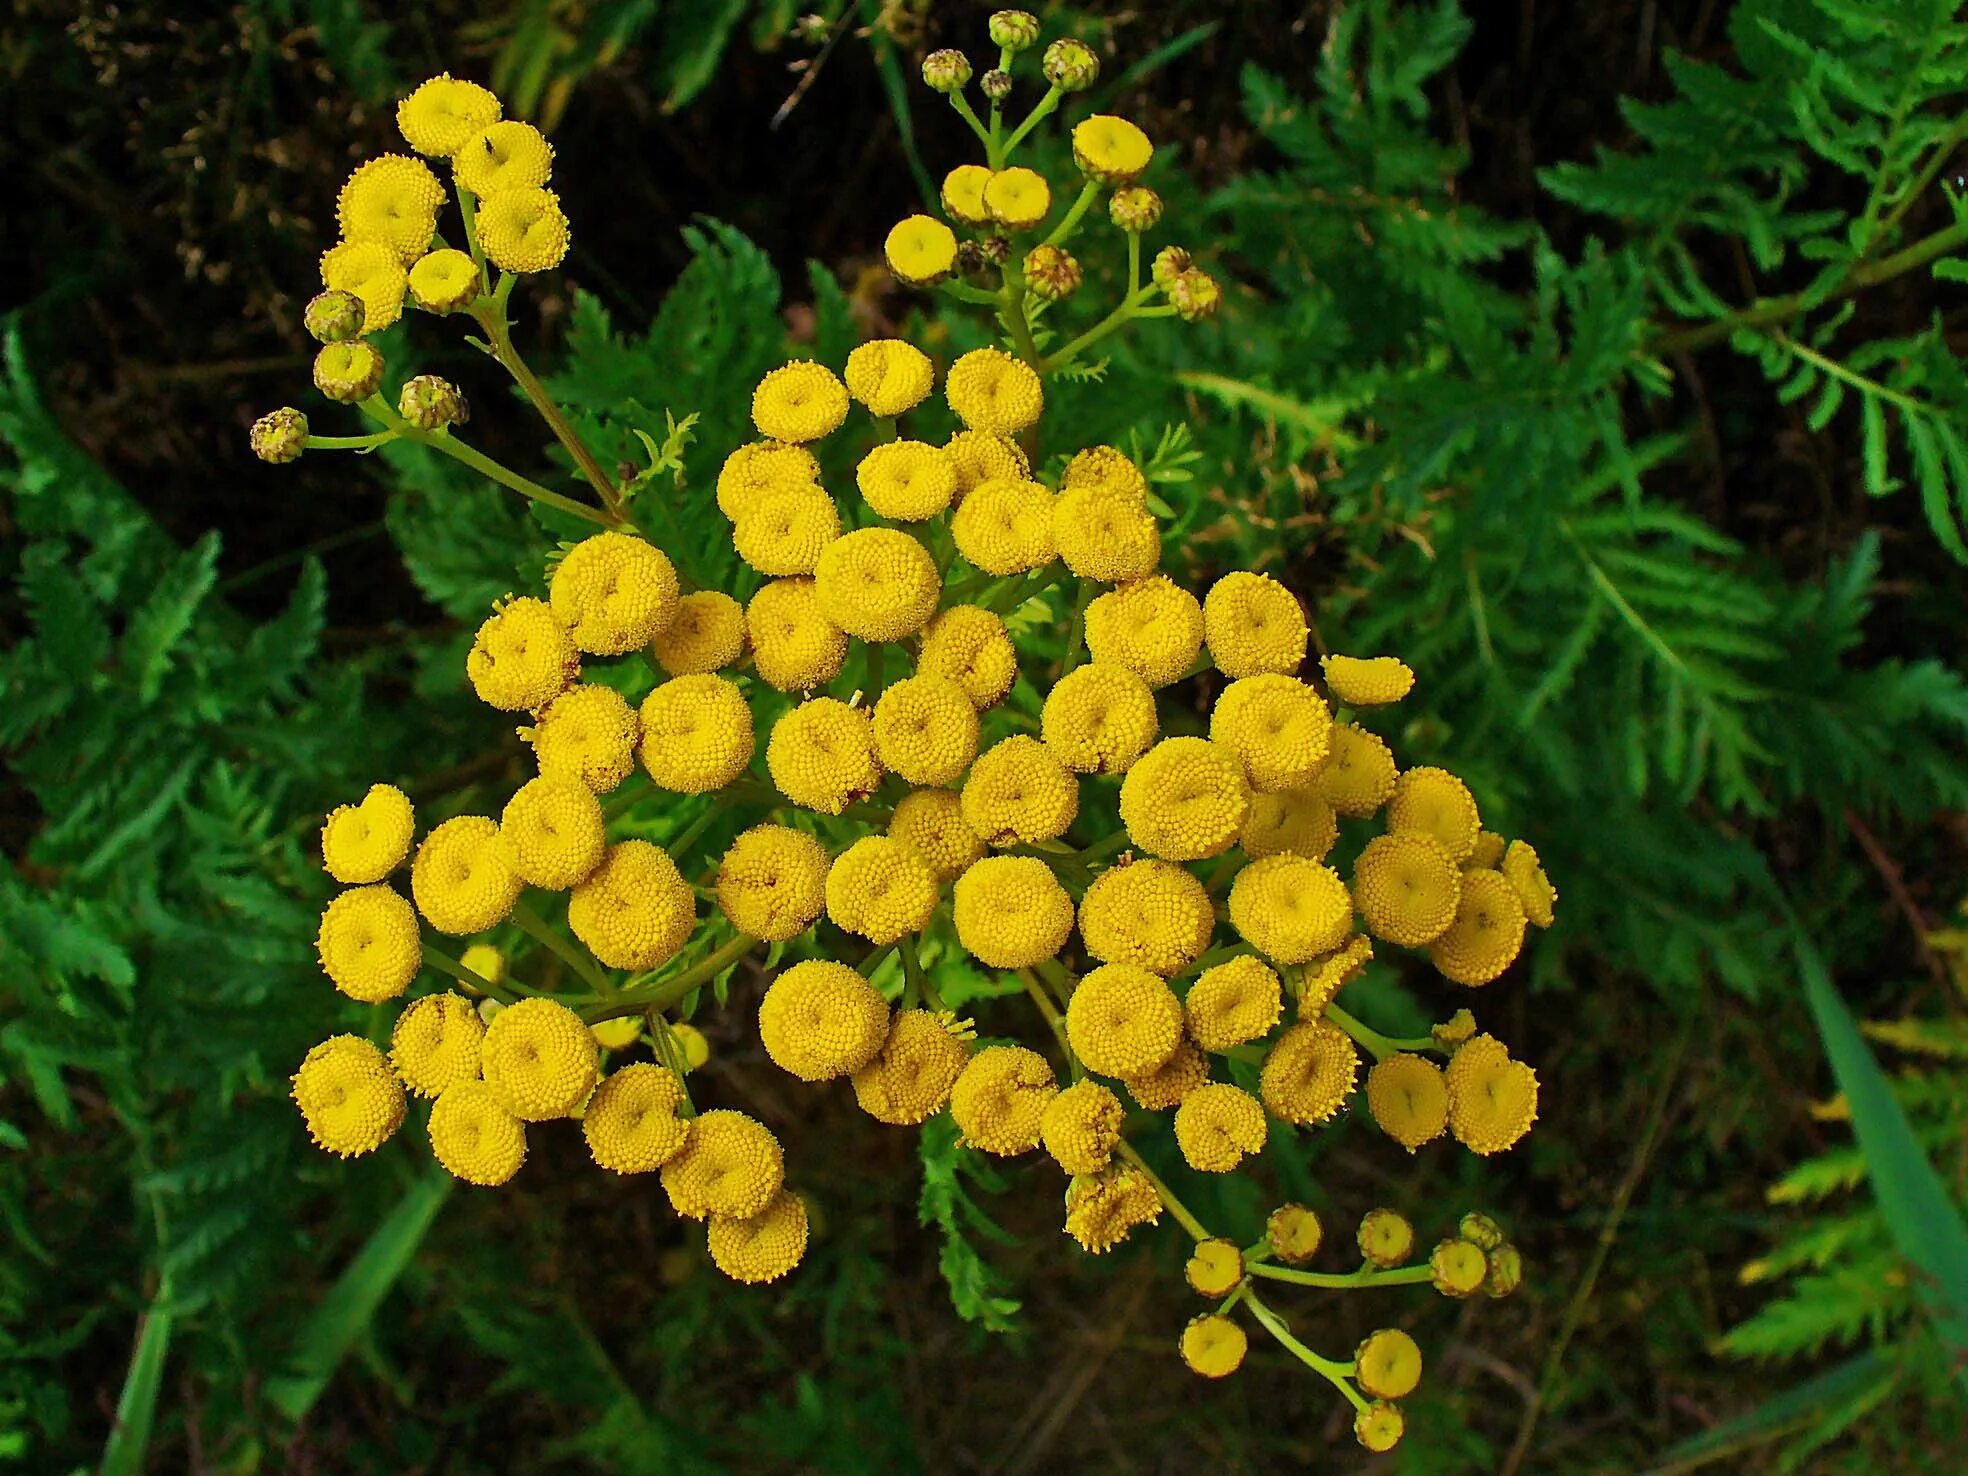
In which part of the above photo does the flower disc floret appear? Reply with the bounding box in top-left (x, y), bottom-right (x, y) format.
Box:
top-left (814, 527), bottom-right (941, 642)
top-left (950, 1045), bottom-right (1057, 1155)
top-left (982, 167), bottom-right (1051, 229)
top-left (767, 698), bottom-right (881, 815)
top-left (1071, 114), bottom-right (1154, 183)
top-left (1210, 674), bottom-right (1333, 793)
top-left (531, 683), bottom-right (639, 793)
top-left (715, 440), bottom-right (822, 520)
top-left (1085, 576), bottom-right (1205, 688)
top-left (944, 430), bottom-right (1029, 505)
top-left (1259, 1019), bottom-right (1359, 1125)
top-left (1066, 963), bottom-right (1183, 1079)
top-left (638, 674), bottom-right (755, 794)
top-left (917, 605), bottom-right (1018, 709)
top-left (733, 486), bottom-right (840, 576)
top-left (1352, 831), bottom-right (1462, 947)
top-left (1184, 956), bottom-right (1284, 1052)
top-left (1174, 1083), bottom-right (1268, 1172)
top-left (294, 1036), bottom-right (406, 1157)
top-left (428, 1078), bottom-right (526, 1185)
top-left (1122, 1035), bottom-right (1208, 1109)
top-left (856, 440), bottom-right (956, 520)
top-left (1078, 860), bottom-right (1214, 976)
top-left (1040, 1081), bottom-right (1125, 1175)
top-left (569, 840), bottom-right (696, 970)
top-left (582, 1063), bottom-right (689, 1173)
top-left (652, 590), bottom-right (747, 676)
top-left (1367, 1053), bottom-right (1449, 1152)
top-left (845, 340), bottom-right (935, 417)
top-left (747, 578), bottom-right (849, 692)
top-left (826, 836), bottom-right (938, 945)
top-left (1041, 662), bottom-right (1158, 775)
top-left (390, 992), bottom-right (484, 1097)
top-left (337, 155), bottom-right (444, 263)
top-left (481, 997), bottom-right (597, 1122)
top-left (1228, 854), bottom-right (1353, 964)
top-left (889, 788), bottom-right (985, 882)
top-left (1321, 653), bottom-right (1415, 707)
top-left (453, 120), bottom-right (553, 196)
top-left (852, 1009), bottom-right (971, 1125)
top-left (953, 855), bottom-right (1075, 968)
top-left (709, 1190), bottom-right (810, 1284)
top-left (1503, 839), bottom-right (1558, 928)
top-left (1388, 766), bottom-right (1482, 862)
top-left (758, 960), bottom-right (891, 1081)
top-left (662, 1110), bottom-right (785, 1220)
top-left (1430, 868), bottom-right (1528, 985)
top-left (1239, 789), bottom-right (1337, 861)
top-left (1312, 723), bottom-right (1399, 817)
top-left (319, 240), bottom-right (407, 331)
top-left (946, 349), bottom-right (1044, 435)
top-left (321, 783), bottom-right (415, 884)
top-left (549, 532), bottom-right (680, 655)
top-left (1053, 486), bottom-right (1159, 582)
top-left (885, 214), bottom-right (959, 284)
top-left (467, 596), bottom-right (579, 712)
top-left (498, 774), bottom-right (605, 890)
top-left (950, 477), bottom-right (1056, 575)
top-left (1204, 571), bottom-right (1309, 678)
top-left (477, 186), bottom-right (570, 273)
top-left (412, 815), bottom-right (523, 934)
top-left (1064, 1165), bottom-right (1162, 1252)
top-left (316, 885), bottom-right (421, 1002)
top-left (1180, 1314), bottom-right (1248, 1378)
top-left (1445, 1034), bottom-right (1538, 1155)
top-left (873, 676), bottom-right (980, 786)
top-left (961, 735), bottom-right (1078, 846)
top-left (397, 74), bottom-right (500, 156)
top-left (716, 824), bottom-right (830, 941)
top-left (1118, 737), bottom-right (1250, 861)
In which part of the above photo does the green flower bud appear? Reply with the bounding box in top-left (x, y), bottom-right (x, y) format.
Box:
top-left (249, 407), bottom-right (308, 464)
top-left (981, 68), bottom-right (1013, 104)
top-left (1169, 268), bottom-right (1221, 323)
top-left (988, 10), bottom-right (1040, 52)
top-left (398, 374), bottom-right (469, 431)
top-left (978, 234), bottom-right (1012, 266)
top-left (1108, 185), bottom-right (1163, 233)
top-left (1023, 243), bottom-right (1081, 301)
top-left (1459, 1211), bottom-right (1505, 1251)
top-left (922, 49), bottom-right (972, 94)
top-left (1429, 1238), bottom-right (1489, 1299)
top-left (1151, 245), bottom-right (1192, 289)
top-left (304, 290), bottom-right (366, 344)
top-left (1357, 1208), bottom-right (1413, 1267)
top-left (1485, 1242), bottom-right (1523, 1298)
top-left (1042, 37), bottom-right (1099, 91)
top-left (312, 340), bottom-right (384, 404)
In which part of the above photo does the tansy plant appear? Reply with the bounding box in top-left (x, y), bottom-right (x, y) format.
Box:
top-left (250, 15), bottom-right (1554, 1453)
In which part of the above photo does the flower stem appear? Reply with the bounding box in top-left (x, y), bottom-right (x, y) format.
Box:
top-left (305, 431), bottom-right (397, 452)
top-left (1000, 84), bottom-right (1062, 157)
top-left (1037, 285), bottom-right (1161, 374)
top-left (474, 304), bottom-right (625, 522)
top-left (1323, 1001), bottom-right (1433, 1061)
top-left (1017, 967), bottom-right (1076, 1074)
top-left (423, 942), bottom-right (518, 1003)
top-left (360, 396), bottom-right (615, 527)
top-left (510, 900), bottom-right (614, 998)
top-left (585, 930), bottom-right (758, 1023)
top-left (1243, 1288), bottom-right (1368, 1412)
top-left (664, 797), bottom-right (728, 863)
top-left (948, 90), bottom-right (994, 153)
top-left (1044, 179), bottom-right (1103, 249)
top-left (1247, 1261), bottom-right (1434, 1290)
top-left (999, 261), bottom-right (1044, 368)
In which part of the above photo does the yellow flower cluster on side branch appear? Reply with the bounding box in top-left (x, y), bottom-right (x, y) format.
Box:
top-left (264, 14), bottom-right (1558, 1454)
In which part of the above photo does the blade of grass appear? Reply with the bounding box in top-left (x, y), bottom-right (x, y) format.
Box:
top-left (1642, 1350), bottom-right (1894, 1474)
top-left (99, 1288), bottom-right (174, 1476)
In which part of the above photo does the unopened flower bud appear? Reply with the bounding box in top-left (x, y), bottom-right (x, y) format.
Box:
top-left (399, 374), bottom-right (469, 431)
top-left (1357, 1208), bottom-right (1413, 1267)
top-left (1023, 243), bottom-right (1081, 300)
top-left (955, 240), bottom-right (991, 279)
top-left (1108, 186), bottom-right (1163, 233)
top-left (1485, 1242), bottom-right (1523, 1298)
top-left (1151, 245), bottom-right (1193, 289)
top-left (1354, 1401), bottom-right (1405, 1454)
top-left (1042, 38), bottom-right (1099, 91)
top-left (1267, 1203), bottom-right (1323, 1265)
top-left (250, 407), bottom-right (308, 464)
top-left (1429, 1238), bottom-right (1489, 1298)
top-left (304, 289), bottom-right (366, 344)
top-left (1459, 1211), bottom-right (1505, 1251)
top-left (989, 10), bottom-right (1040, 52)
top-left (922, 49), bottom-right (972, 94)
top-left (979, 234), bottom-right (1012, 266)
top-left (981, 68), bottom-right (1013, 103)
top-left (1169, 268), bottom-right (1221, 322)
top-left (312, 340), bottom-right (383, 403)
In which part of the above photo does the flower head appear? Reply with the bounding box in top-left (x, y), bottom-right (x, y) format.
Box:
top-left (1109, 186), bottom-right (1163, 232)
top-left (917, 605), bottom-right (1018, 709)
top-left (313, 340), bottom-right (384, 402)
top-left (1184, 956), bottom-right (1283, 1052)
top-left (1299, 934), bottom-right (1373, 1012)
top-left (1066, 962), bottom-right (1183, 1078)
top-left (1388, 766), bottom-right (1482, 863)
top-left (1311, 722), bottom-right (1399, 817)
top-left (293, 1036), bottom-right (406, 1157)
top-left (759, 959), bottom-right (892, 1081)
top-left (481, 997), bottom-right (597, 1121)
top-left (390, 992), bottom-right (484, 1098)
top-left (1358, 1208), bottom-right (1414, 1266)
top-left (856, 440), bottom-right (956, 520)
top-left (1185, 1238), bottom-right (1245, 1297)
top-left (477, 186), bottom-right (570, 273)
top-left (583, 1063), bottom-right (689, 1174)
top-left (320, 240), bottom-right (407, 332)
top-left (940, 165), bottom-right (992, 226)
top-left (944, 429), bottom-right (1029, 505)
top-left (428, 1078), bottom-right (526, 1185)
top-left (397, 74), bottom-right (501, 157)
top-left (1072, 115), bottom-right (1153, 184)
top-left (1429, 868), bottom-right (1527, 985)
top-left (1041, 661), bottom-right (1158, 775)
top-left (826, 836), bottom-right (938, 945)
top-left (1351, 831), bottom-right (1461, 947)
top-left (1053, 485), bottom-right (1159, 582)
top-left (950, 477), bottom-right (1056, 575)
top-left (467, 596), bottom-right (579, 712)
top-left (950, 1044), bottom-right (1057, 1155)
top-left (767, 698), bottom-right (882, 815)
top-left (983, 167), bottom-right (1051, 229)
top-left (1228, 854), bottom-right (1353, 964)
top-left (453, 120), bottom-right (554, 196)
top-left (1430, 1237), bottom-right (1489, 1297)
top-left (1040, 1081), bottom-right (1125, 1176)
top-left (498, 774), bottom-right (606, 890)
top-left (638, 674), bottom-right (755, 794)
top-left (1445, 1034), bottom-right (1538, 1155)
top-left (885, 215), bottom-right (960, 285)
top-left (716, 824), bottom-right (830, 941)
top-left (1502, 839), bottom-right (1557, 928)
top-left (316, 885), bottom-right (421, 1002)
top-left (889, 787), bottom-right (985, 882)
top-left (1210, 675), bottom-right (1333, 794)
top-left (1174, 1082), bottom-right (1268, 1172)
top-left (549, 532), bottom-right (680, 655)
top-left (1267, 1204), bottom-right (1323, 1264)
top-left (398, 374), bottom-right (468, 430)
top-left (815, 527), bottom-right (941, 642)
top-left (716, 440), bottom-right (822, 521)
top-left (845, 339), bottom-right (935, 417)
top-left (1024, 243), bottom-right (1082, 301)
top-left (953, 855), bottom-right (1075, 969)
top-left (873, 676), bottom-right (980, 786)
top-left (251, 407), bottom-right (308, 464)
top-left (1321, 653), bottom-right (1415, 707)
top-left (1064, 1165), bottom-right (1161, 1252)
top-left (1354, 1402), bottom-right (1406, 1454)
top-left (747, 577), bottom-right (849, 692)
top-left (733, 486), bottom-right (841, 576)
top-left (946, 349), bottom-right (1044, 434)
top-left (1239, 789), bottom-right (1336, 861)
top-left (1204, 571), bottom-right (1308, 679)
top-left (1366, 1053), bottom-right (1449, 1152)
top-left (305, 288), bottom-right (366, 343)
top-left (662, 1110), bottom-right (785, 1220)
top-left (412, 815), bottom-right (523, 934)
top-left (1085, 575), bottom-right (1205, 688)
top-left (710, 1190), bottom-right (811, 1283)
top-left (1118, 737), bottom-right (1250, 861)
top-left (1122, 1034), bottom-right (1208, 1109)
top-left (336, 155), bottom-right (444, 263)
top-left (1180, 1314), bottom-right (1248, 1379)
top-left (321, 783), bottom-right (415, 884)
top-left (852, 1009), bottom-right (971, 1125)
top-left (652, 590), bottom-right (747, 676)
top-left (1063, 445), bottom-right (1148, 503)
top-left (569, 840), bottom-right (696, 970)
top-left (1042, 37), bottom-right (1100, 90)
top-left (530, 683), bottom-right (638, 793)
top-left (961, 735), bottom-right (1078, 846)
top-left (1259, 1019), bottom-right (1359, 1126)
top-left (1078, 859), bottom-right (1214, 976)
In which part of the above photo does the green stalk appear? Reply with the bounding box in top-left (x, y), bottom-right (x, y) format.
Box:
top-left (305, 430), bottom-right (397, 452)
top-left (510, 900), bottom-right (614, 998)
top-left (1000, 84), bottom-right (1063, 157)
top-left (585, 930), bottom-right (758, 1023)
top-left (1323, 1001), bottom-right (1434, 1061)
top-left (1244, 1289), bottom-right (1368, 1412)
top-left (1043, 179), bottom-right (1103, 248)
top-left (359, 397), bottom-right (614, 527)
top-left (1113, 1139), bottom-right (1208, 1242)
top-left (1247, 1261), bottom-right (1435, 1290)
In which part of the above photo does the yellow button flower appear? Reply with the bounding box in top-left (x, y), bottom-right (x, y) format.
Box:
top-left (1210, 674), bottom-right (1333, 793)
top-left (1354, 1401), bottom-right (1406, 1454)
top-left (1357, 1207), bottom-right (1414, 1266)
top-left (873, 676), bottom-right (980, 786)
top-left (1174, 1082), bottom-right (1268, 1172)
top-left (582, 1063), bottom-right (689, 1173)
top-left (1204, 570), bottom-right (1309, 679)
top-left (1053, 484), bottom-right (1159, 583)
top-left (1066, 962), bottom-right (1183, 1079)
top-left (1311, 722), bottom-right (1399, 817)
top-left (856, 440), bottom-right (957, 520)
top-left (529, 683), bottom-right (639, 793)
top-left (1445, 1034), bottom-right (1538, 1154)
top-left (316, 884), bottom-right (421, 1002)
top-left (767, 698), bottom-right (881, 815)
top-left (952, 855), bottom-right (1075, 969)
top-left (982, 166), bottom-right (1051, 229)
top-left (411, 815), bottom-right (523, 935)
top-left (1259, 1019), bottom-right (1358, 1125)
top-left (747, 577), bottom-right (849, 692)
top-left (453, 120), bottom-right (554, 197)
top-left (1071, 114), bottom-right (1154, 184)
top-left (950, 1044), bottom-right (1057, 1155)
top-left (1119, 737), bottom-right (1250, 861)
top-left (844, 339), bottom-right (935, 417)
top-left (428, 1078), bottom-right (526, 1185)
top-left (1185, 1237), bottom-right (1245, 1297)
top-left (1228, 854), bottom-right (1353, 964)
top-left (568, 839), bottom-right (696, 970)
top-left (884, 214), bottom-right (959, 285)
top-left (852, 1008), bottom-right (971, 1125)
top-left (1502, 839), bottom-right (1557, 928)
top-left (481, 997), bottom-right (597, 1121)
top-left (758, 959), bottom-right (891, 1080)
top-left (319, 239), bottom-right (407, 332)
top-left (1184, 956), bottom-right (1283, 1052)
top-left (1321, 653), bottom-right (1415, 707)
top-left (477, 186), bottom-right (571, 273)
top-left (407, 247), bottom-right (483, 313)
top-left (1085, 575), bottom-right (1205, 689)
top-left (336, 155), bottom-right (444, 264)
top-left (1122, 1034), bottom-right (1208, 1109)
top-left (549, 532), bottom-right (680, 655)
top-left (1366, 1053), bottom-right (1449, 1152)
top-left (1388, 765), bottom-right (1482, 862)
top-left (945, 429), bottom-right (1030, 506)
top-left (950, 476), bottom-right (1056, 575)
top-left (638, 674), bottom-right (755, 794)
top-left (1356, 1329), bottom-right (1423, 1400)
top-left (1351, 831), bottom-right (1461, 947)
top-left (826, 836), bottom-right (937, 945)
top-left (961, 735), bottom-right (1078, 846)
top-left (1180, 1313), bottom-right (1248, 1379)
top-left (1430, 868), bottom-right (1527, 986)
top-left (889, 787), bottom-right (986, 882)
top-left (1040, 1080), bottom-right (1125, 1175)
top-left (498, 774), bottom-right (606, 890)
top-left (466, 596), bottom-right (579, 713)
top-left (1064, 1164), bottom-right (1161, 1252)
top-left (939, 164), bottom-right (992, 226)
top-left (814, 527), bottom-right (941, 642)
top-left (321, 782), bottom-right (415, 884)
top-left (709, 1189), bottom-right (811, 1283)
top-left (945, 348), bottom-right (1044, 435)
top-left (1467, 830), bottom-right (1507, 870)
top-left (1078, 859), bottom-right (1214, 976)
top-left (716, 823), bottom-right (830, 941)
top-left (1300, 933), bottom-right (1373, 1012)
top-left (293, 1036), bottom-right (406, 1157)
top-left (733, 486), bottom-right (841, 576)
top-left (1041, 662), bottom-right (1157, 775)
top-left (397, 74), bottom-right (501, 157)
top-left (651, 590), bottom-right (747, 677)
top-left (917, 604), bottom-right (1018, 709)
top-left (715, 440), bottom-right (822, 521)
top-left (753, 360), bottom-right (850, 443)
top-left (1062, 445), bottom-right (1148, 504)
top-left (1239, 788), bottom-right (1337, 861)
top-left (390, 992), bottom-right (484, 1098)
top-left (662, 1109), bottom-right (785, 1220)
top-left (1431, 1237), bottom-right (1489, 1297)
top-left (1268, 1203), bottom-right (1323, 1264)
